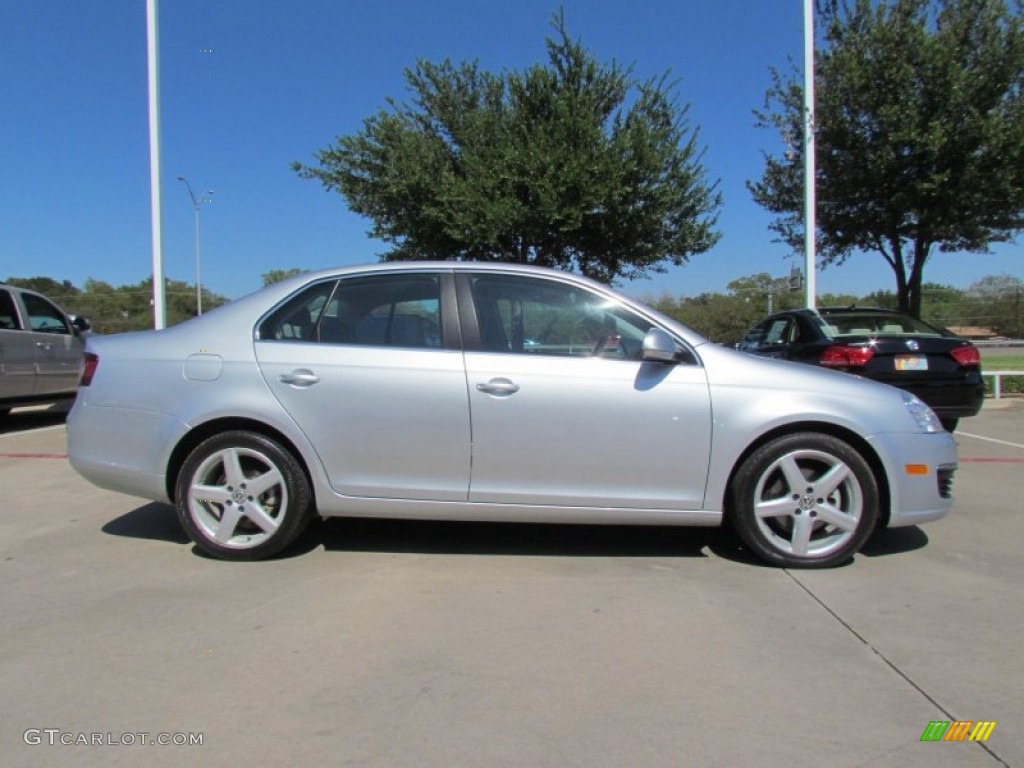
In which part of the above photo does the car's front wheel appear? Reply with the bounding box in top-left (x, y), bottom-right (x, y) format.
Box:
top-left (175, 431), bottom-right (312, 560)
top-left (730, 433), bottom-right (879, 568)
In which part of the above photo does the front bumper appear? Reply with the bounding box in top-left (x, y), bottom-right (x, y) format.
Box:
top-left (868, 430), bottom-right (958, 527)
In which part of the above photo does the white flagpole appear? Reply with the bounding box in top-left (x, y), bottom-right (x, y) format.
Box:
top-left (147, 0), bottom-right (166, 329)
top-left (803, 0), bottom-right (817, 310)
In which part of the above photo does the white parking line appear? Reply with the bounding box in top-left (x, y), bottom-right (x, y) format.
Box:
top-left (957, 431), bottom-right (1024, 450)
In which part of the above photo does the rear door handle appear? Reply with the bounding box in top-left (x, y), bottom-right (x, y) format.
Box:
top-left (279, 369), bottom-right (319, 387)
top-left (475, 378), bottom-right (519, 396)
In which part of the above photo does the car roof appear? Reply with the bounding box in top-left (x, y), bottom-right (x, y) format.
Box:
top-left (295, 260), bottom-right (610, 284)
top-left (763, 307), bottom-right (906, 321)
top-left (0, 283), bottom-right (46, 298)
top-left (816, 306), bottom-right (902, 315)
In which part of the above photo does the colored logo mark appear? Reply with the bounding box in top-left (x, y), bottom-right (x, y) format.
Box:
top-left (920, 720), bottom-right (997, 742)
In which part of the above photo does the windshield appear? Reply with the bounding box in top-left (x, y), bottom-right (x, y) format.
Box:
top-left (818, 312), bottom-right (945, 339)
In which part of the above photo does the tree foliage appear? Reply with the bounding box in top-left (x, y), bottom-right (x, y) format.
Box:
top-left (4, 275), bottom-right (227, 332)
top-left (964, 273), bottom-right (1024, 335)
top-left (4, 277), bottom-right (79, 298)
top-left (643, 272), bottom-right (1022, 344)
top-left (262, 268), bottom-right (308, 286)
top-left (294, 13), bottom-right (722, 283)
top-left (750, 0), bottom-right (1024, 317)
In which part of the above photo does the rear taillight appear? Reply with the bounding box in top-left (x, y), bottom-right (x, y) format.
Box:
top-left (950, 345), bottom-right (981, 368)
top-left (80, 353), bottom-right (99, 386)
top-left (820, 345), bottom-right (874, 368)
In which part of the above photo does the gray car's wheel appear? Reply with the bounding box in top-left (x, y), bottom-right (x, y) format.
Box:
top-left (175, 431), bottom-right (312, 560)
top-left (730, 433), bottom-right (879, 568)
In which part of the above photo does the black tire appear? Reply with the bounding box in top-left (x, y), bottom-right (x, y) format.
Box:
top-left (940, 418), bottom-right (959, 433)
top-left (729, 432), bottom-right (879, 568)
top-left (175, 431), bottom-right (312, 560)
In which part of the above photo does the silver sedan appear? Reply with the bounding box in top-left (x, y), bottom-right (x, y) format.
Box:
top-left (67, 263), bottom-right (957, 568)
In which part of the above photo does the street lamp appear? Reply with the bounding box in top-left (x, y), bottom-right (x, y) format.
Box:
top-left (176, 176), bottom-right (214, 315)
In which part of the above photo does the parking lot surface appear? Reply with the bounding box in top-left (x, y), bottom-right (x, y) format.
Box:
top-left (2, 400), bottom-right (1022, 767)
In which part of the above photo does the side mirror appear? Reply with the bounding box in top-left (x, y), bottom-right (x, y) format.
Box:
top-left (641, 328), bottom-right (679, 363)
top-left (71, 315), bottom-right (92, 333)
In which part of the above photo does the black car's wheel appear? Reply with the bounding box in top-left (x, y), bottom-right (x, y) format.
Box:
top-left (940, 417), bottom-right (959, 433)
top-left (730, 433), bottom-right (879, 568)
top-left (175, 431), bottom-right (312, 560)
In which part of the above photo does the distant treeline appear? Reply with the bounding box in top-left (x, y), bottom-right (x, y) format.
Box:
top-left (4, 271), bottom-right (1021, 343)
top-left (2, 276), bottom-right (228, 333)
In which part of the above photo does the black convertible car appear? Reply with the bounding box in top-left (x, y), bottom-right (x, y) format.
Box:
top-left (738, 307), bottom-right (984, 432)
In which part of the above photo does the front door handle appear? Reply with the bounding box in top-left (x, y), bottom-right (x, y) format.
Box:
top-left (475, 378), bottom-right (519, 396)
top-left (279, 369), bottom-right (319, 387)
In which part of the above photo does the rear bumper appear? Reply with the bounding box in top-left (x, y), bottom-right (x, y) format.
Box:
top-left (66, 400), bottom-right (185, 503)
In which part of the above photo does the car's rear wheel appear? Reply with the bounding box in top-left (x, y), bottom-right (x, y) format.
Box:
top-left (175, 431), bottom-right (312, 560)
top-left (730, 433), bottom-right (879, 568)
top-left (940, 417), bottom-right (959, 433)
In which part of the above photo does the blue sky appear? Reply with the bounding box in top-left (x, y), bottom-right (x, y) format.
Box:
top-left (1, 0), bottom-right (1018, 305)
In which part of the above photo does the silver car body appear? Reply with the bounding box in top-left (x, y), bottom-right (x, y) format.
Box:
top-left (67, 263), bottom-right (956, 562)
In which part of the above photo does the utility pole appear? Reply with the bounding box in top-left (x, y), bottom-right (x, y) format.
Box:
top-left (803, 0), bottom-right (817, 310)
top-left (176, 177), bottom-right (214, 315)
top-left (146, 0), bottom-right (165, 329)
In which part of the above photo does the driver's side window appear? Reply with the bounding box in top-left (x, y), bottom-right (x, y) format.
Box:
top-left (468, 274), bottom-right (653, 359)
top-left (21, 293), bottom-right (70, 334)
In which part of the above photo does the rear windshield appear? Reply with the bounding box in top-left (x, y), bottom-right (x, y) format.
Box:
top-left (818, 312), bottom-right (945, 339)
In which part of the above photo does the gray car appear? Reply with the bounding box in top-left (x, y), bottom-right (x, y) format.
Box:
top-left (67, 263), bottom-right (957, 568)
top-left (0, 283), bottom-right (89, 417)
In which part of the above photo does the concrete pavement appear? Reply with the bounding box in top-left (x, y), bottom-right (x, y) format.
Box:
top-left (1, 401), bottom-right (1021, 767)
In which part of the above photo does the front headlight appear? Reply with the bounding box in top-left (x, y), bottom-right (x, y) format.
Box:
top-left (902, 392), bottom-right (943, 433)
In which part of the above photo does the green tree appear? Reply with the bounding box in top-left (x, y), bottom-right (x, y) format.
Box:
top-left (294, 12), bottom-right (721, 283)
top-left (2, 275), bottom-right (228, 332)
top-left (917, 283), bottom-right (965, 327)
top-left (644, 271), bottom-right (810, 344)
top-left (726, 272), bottom-right (804, 315)
top-left (963, 273), bottom-right (1024, 335)
top-left (750, 0), bottom-right (1024, 318)
top-left (262, 268), bottom-right (308, 286)
top-left (3, 276), bottom-right (79, 300)
top-left (817, 292), bottom-right (860, 307)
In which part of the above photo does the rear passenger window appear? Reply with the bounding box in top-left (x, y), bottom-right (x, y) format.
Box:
top-left (258, 281), bottom-right (337, 341)
top-left (321, 275), bottom-right (441, 348)
top-left (258, 274), bottom-right (442, 349)
top-left (762, 318), bottom-right (794, 345)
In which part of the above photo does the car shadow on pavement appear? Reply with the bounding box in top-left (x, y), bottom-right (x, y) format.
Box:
top-left (0, 402), bottom-right (70, 434)
top-left (313, 517), bottom-right (720, 559)
top-left (100, 505), bottom-right (926, 564)
top-left (859, 525), bottom-right (929, 557)
top-left (102, 502), bottom-right (191, 545)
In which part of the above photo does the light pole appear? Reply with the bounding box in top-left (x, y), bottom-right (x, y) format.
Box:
top-left (147, 0), bottom-right (165, 329)
top-left (803, 0), bottom-right (817, 310)
top-left (176, 176), bottom-right (214, 315)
